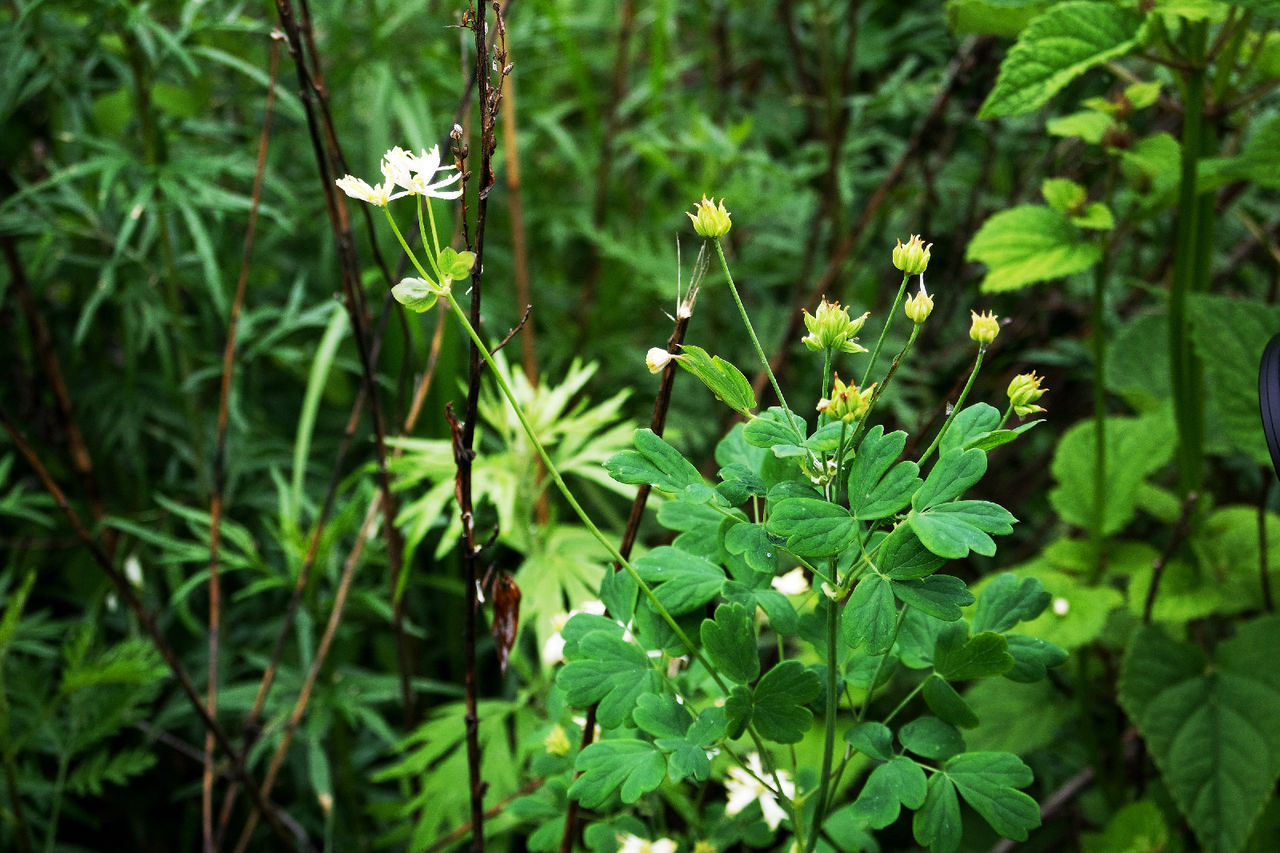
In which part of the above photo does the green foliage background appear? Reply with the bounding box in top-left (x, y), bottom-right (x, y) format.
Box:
top-left (3, 0), bottom-right (1280, 851)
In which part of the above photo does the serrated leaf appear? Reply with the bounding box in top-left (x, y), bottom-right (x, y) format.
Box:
top-left (900, 716), bottom-right (966, 761)
top-left (676, 344), bottom-right (757, 416)
top-left (893, 574), bottom-right (976, 622)
top-left (844, 721), bottom-right (895, 761)
top-left (966, 204), bottom-right (1102, 292)
top-left (1049, 410), bottom-right (1175, 535)
top-left (1189, 294), bottom-right (1280, 467)
top-left (909, 501), bottom-right (1016, 559)
top-left (934, 630), bottom-right (1013, 680)
top-left (943, 752), bottom-right (1040, 841)
top-left (568, 740), bottom-right (667, 807)
top-left (971, 573), bottom-right (1052, 633)
top-left (1042, 177), bottom-right (1086, 213)
top-left (1072, 201), bottom-right (1114, 230)
top-left (845, 573), bottom-right (898, 654)
top-left (878, 523), bottom-right (946, 580)
top-left (701, 602), bottom-right (760, 684)
top-left (915, 448), bottom-right (988, 509)
top-left (556, 631), bottom-right (660, 727)
top-left (766, 498), bottom-right (859, 559)
top-left (914, 774), bottom-right (963, 853)
top-left (851, 756), bottom-right (929, 829)
top-left (1119, 617), bottom-right (1280, 853)
top-left (978, 1), bottom-right (1144, 118)
top-left (605, 428), bottom-right (703, 494)
top-left (923, 675), bottom-right (979, 728)
top-left (634, 546), bottom-right (725, 615)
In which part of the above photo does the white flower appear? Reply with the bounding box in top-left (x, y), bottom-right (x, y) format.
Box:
top-left (335, 143), bottom-right (463, 206)
top-left (617, 834), bottom-right (678, 853)
top-left (384, 144), bottom-right (464, 200)
top-left (335, 174), bottom-right (395, 207)
top-left (646, 347), bottom-right (673, 374)
top-left (1052, 596), bottom-right (1070, 616)
top-left (770, 568), bottom-right (809, 596)
top-left (724, 752), bottom-right (794, 831)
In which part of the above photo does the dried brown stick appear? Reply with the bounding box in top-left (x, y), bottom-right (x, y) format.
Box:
top-left (203, 34), bottom-right (281, 853)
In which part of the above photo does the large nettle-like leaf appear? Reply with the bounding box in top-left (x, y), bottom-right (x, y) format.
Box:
top-left (1119, 616), bottom-right (1280, 853)
top-left (978, 0), bottom-right (1145, 118)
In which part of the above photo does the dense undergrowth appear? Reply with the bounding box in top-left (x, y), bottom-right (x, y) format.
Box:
top-left (3, 1), bottom-right (1280, 851)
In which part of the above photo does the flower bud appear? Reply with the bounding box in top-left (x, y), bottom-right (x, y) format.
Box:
top-left (1007, 371), bottom-right (1048, 416)
top-left (646, 347), bottom-right (674, 374)
top-left (801, 298), bottom-right (870, 354)
top-left (543, 725), bottom-right (572, 757)
top-left (969, 309), bottom-right (999, 346)
top-left (687, 195), bottom-right (732, 238)
top-left (816, 374), bottom-right (875, 423)
top-left (892, 234), bottom-right (931, 275)
top-left (904, 281), bottom-right (934, 324)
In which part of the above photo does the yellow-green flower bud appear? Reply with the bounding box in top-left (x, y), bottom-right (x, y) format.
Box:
top-left (801, 298), bottom-right (870, 354)
top-left (816, 374), bottom-right (875, 423)
top-left (892, 234), bottom-right (931, 275)
top-left (969, 309), bottom-right (999, 346)
top-left (687, 195), bottom-right (732, 238)
top-left (1007, 371), bottom-right (1048, 416)
top-left (904, 282), bottom-right (934, 324)
top-left (543, 725), bottom-right (572, 757)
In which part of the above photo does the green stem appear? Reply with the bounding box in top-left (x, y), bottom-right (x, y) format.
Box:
top-left (804, 587), bottom-right (842, 853)
top-left (1090, 249), bottom-right (1108, 582)
top-left (439, 290), bottom-right (728, 693)
top-left (713, 240), bottom-right (805, 444)
top-left (861, 273), bottom-right (910, 389)
top-left (919, 347), bottom-right (986, 464)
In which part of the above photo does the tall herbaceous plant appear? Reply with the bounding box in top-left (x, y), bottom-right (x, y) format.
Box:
top-left (338, 130), bottom-right (1064, 850)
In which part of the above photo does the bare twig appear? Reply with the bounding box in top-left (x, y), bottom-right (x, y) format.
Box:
top-left (203, 32), bottom-right (281, 853)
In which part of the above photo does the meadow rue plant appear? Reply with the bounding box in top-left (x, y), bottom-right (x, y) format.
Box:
top-left (353, 163), bottom-right (1063, 850)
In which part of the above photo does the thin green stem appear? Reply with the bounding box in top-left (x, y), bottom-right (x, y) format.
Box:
top-left (861, 273), bottom-right (910, 388)
top-left (803, 593), bottom-right (842, 853)
top-left (439, 290), bottom-right (729, 694)
top-left (856, 605), bottom-right (908, 723)
top-left (919, 348), bottom-right (986, 464)
top-left (713, 240), bottom-right (805, 444)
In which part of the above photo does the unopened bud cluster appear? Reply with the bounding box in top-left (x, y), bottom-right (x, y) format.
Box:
top-left (969, 310), bottom-right (999, 346)
top-left (892, 234), bottom-right (931, 275)
top-left (816, 374), bottom-right (875, 423)
top-left (1007, 371), bottom-right (1048, 416)
top-left (687, 195), bottom-right (732, 238)
top-left (802, 298), bottom-right (870, 354)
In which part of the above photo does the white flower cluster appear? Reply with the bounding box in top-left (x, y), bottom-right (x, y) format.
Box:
top-left (335, 145), bottom-right (463, 207)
